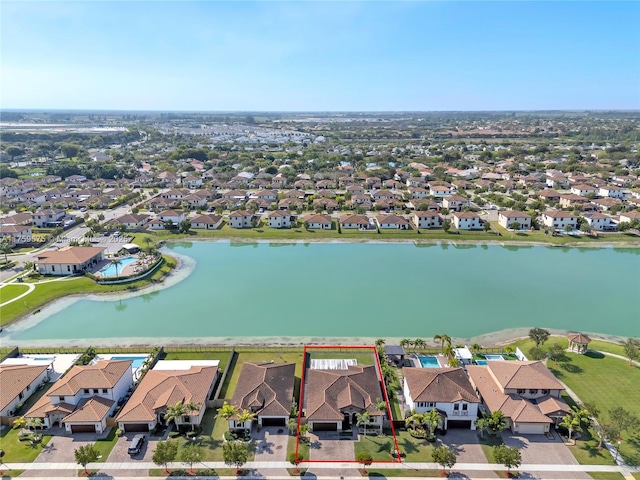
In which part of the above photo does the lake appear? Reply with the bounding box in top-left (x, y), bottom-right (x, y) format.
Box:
top-left (4, 241), bottom-right (640, 345)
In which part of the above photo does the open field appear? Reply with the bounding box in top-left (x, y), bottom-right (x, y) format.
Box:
top-left (548, 352), bottom-right (640, 466)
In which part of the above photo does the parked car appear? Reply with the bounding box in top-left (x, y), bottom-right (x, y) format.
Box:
top-left (127, 434), bottom-right (146, 455)
top-left (113, 231), bottom-right (122, 237)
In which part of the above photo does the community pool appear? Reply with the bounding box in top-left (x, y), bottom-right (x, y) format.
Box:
top-left (484, 354), bottom-right (505, 361)
top-left (99, 257), bottom-right (137, 276)
top-left (418, 355), bottom-right (441, 368)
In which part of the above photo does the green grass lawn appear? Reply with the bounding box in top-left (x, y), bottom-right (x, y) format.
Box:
top-left (287, 433), bottom-right (310, 462)
top-left (393, 430), bottom-right (438, 462)
top-left (477, 434), bottom-right (504, 462)
top-left (355, 432), bottom-right (401, 461)
top-left (387, 392), bottom-right (402, 421)
top-left (0, 284), bottom-right (30, 303)
top-left (508, 336), bottom-right (628, 358)
top-left (587, 473), bottom-right (626, 480)
top-left (363, 469), bottom-right (442, 477)
top-left (566, 425), bottom-right (616, 466)
top-left (547, 352), bottom-right (640, 466)
top-left (0, 255), bottom-right (176, 326)
top-left (492, 223), bottom-right (639, 245)
top-left (94, 427), bottom-right (119, 462)
top-left (0, 426), bottom-right (52, 463)
top-left (161, 350), bottom-right (232, 374)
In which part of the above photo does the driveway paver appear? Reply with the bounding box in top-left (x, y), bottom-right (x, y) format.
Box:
top-left (101, 432), bottom-right (160, 477)
top-left (253, 427), bottom-right (288, 462)
top-left (309, 431), bottom-right (356, 462)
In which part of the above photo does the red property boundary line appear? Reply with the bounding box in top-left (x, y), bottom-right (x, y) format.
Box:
top-left (295, 345), bottom-right (402, 464)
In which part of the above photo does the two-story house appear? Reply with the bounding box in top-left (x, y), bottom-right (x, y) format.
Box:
top-left (541, 210), bottom-right (578, 231)
top-left (412, 212), bottom-right (442, 229)
top-left (452, 212), bottom-right (483, 230)
top-left (267, 210), bottom-right (295, 229)
top-left (498, 211), bottom-right (532, 230)
top-left (228, 211), bottom-right (253, 229)
top-left (33, 209), bottom-right (65, 228)
top-left (0, 364), bottom-right (50, 417)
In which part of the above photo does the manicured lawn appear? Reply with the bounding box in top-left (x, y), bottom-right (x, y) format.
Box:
top-left (548, 352), bottom-right (640, 466)
top-left (387, 392), bottom-right (403, 421)
top-left (587, 340), bottom-right (628, 357)
top-left (362, 469), bottom-right (442, 477)
top-left (478, 434), bottom-right (504, 462)
top-left (161, 350), bottom-right (232, 374)
top-left (508, 335), bottom-right (629, 358)
top-left (587, 473), bottom-right (626, 480)
top-left (94, 427), bottom-right (119, 462)
top-left (567, 425), bottom-right (616, 466)
top-left (0, 284), bottom-right (30, 303)
top-left (393, 430), bottom-right (437, 462)
top-left (355, 432), bottom-right (401, 461)
top-left (492, 223), bottom-right (639, 245)
top-left (0, 426), bottom-right (52, 463)
top-left (287, 433), bottom-right (309, 462)
top-left (0, 255), bottom-right (176, 326)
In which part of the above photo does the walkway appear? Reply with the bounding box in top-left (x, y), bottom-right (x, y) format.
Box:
top-left (0, 274), bottom-right (84, 308)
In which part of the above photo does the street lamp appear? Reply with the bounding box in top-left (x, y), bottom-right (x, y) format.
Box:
top-left (615, 439), bottom-right (622, 463)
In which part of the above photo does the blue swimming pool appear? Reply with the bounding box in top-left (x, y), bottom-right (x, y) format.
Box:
top-left (32, 357), bottom-right (54, 361)
top-left (418, 355), bottom-right (441, 368)
top-left (108, 355), bottom-right (147, 369)
top-left (476, 360), bottom-right (487, 365)
top-left (484, 354), bottom-right (505, 361)
top-left (99, 257), bottom-right (137, 276)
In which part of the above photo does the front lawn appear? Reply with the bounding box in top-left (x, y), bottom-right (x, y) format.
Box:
top-left (94, 427), bottom-right (119, 462)
top-left (355, 432), bottom-right (401, 461)
top-left (362, 469), bottom-right (442, 477)
top-left (587, 473), bottom-right (626, 480)
top-left (0, 426), bottom-right (52, 463)
top-left (477, 434), bottom-right (504, 462)
top-left (548, 352), bottom-right (640, 466)
top-left (287, 433), bottom-right (309, 462)
top-left (393, 430), bottom-right (437, 462)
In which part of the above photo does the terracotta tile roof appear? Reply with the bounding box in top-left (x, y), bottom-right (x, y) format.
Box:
top-left (48, 360), bottom-right (132, 397)
top-left (536, 395), bottom-right (570, 417)
top-left (304, 214), bottom-right (332, 224)
top-left (0, 365), bottom-right (48, 412)
top-left (403, 367), bottom-right (480, 404)
top-left (453, 211), bottom-right (480, 219)
top-left (36, 246), bottom-right (106, 265)
top-left (499, 210), bottom-right (531, 219)
top-left (339, 214), bottom-right (370, 225)
top-left (116, 366), bottom-right (218, 423)
top-left (376, 214), bottom-right (409, 225)
top-left (230, 363), bottom-right (295, 418)
top-left (485, 361), bottom-right (564, 390)
top-left (26, 394), bottom-right (74, 419)
top-left (543, 210), bottom-right (576, 219)
top-left (229, 210), bottom-right (252, 217)
top-left (191, 214), bottom-right (222, 224)
top-left (567, 333), bottom-right (591, 344)
top-left (305, 365), bottom-right (384, 421)
top-left (63, 396), bottom-right (115, 423)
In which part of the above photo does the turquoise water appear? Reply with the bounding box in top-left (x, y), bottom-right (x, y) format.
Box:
top-left (418, 355), bottom-right (441, 368)
top-left (476, 360), bottom-right (488, 365)
top-left (484, 354), bottom-right (505, 361)
top-left (99, 257), bottom-right (136, 276)
top-left (107, 355), bottom-right (146, 368)
top-left (7, 242), bottom-right (640, 343)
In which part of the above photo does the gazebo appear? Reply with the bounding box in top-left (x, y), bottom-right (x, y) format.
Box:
top-left (568, 333), bottom-right (591, 354)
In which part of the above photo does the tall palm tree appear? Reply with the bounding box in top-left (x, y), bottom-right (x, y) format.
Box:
top-left (112, 258), bottom-right (123, 277)
top-left (356, 411), bottom-right (371, 437)
top-left (0, 241), bottom-right (12, 264)
top-left (375, 338), bottom-right (386, 348)
top-left (443, 343), bottom-right (456, 360)
top-left (434, 334), bottom-right (452, 354)
top-left (217, 402), bottom-right (239, 431)
top-left (400, 338), bottom-right (412, 351)
top-left (164, 401), bottom-right (201, 429)
top-left (414, 338), bottom-right (426, 352)
top-left (424, 409), bottom-right (441, 439)
top-left (561, 406), bottom-right (590, 441)
top-left (237, 409), bottom-right (257, 435)
top-left (143, 236), bottom-right (153, 251)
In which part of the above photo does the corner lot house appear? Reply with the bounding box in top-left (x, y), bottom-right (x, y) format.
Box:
top-left (304, 214), bottom-right (332, 230)
top-left (0, 364), bottom-right (50, 417)
top-left (466, 361), bottom-right (570, 434)
top-left (229, 362), bottom-right (295, 430)
top-left (26, 360), bottom-right (133, 434)
top-left (117, 365), bottom-right (218, 433)
top-left (304, 365), bottom-right (385, 433)
top-left (452, 212), bottom-right (482, 230)
top-left (498, 210), bottom-right (531, 230)
top-left (412, 212), bottom-right (442, 229)
top-left (403, 367), bottom-right (480, 430)
top-left (541, 210), bottom-right (578, 230)
top-left (228, 210), bottom-right (253, 228)
top-left (36, 246), bottom-right (105, 275)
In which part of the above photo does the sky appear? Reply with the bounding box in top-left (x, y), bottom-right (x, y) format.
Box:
top-left (1, 1), bottom-right (639, 111)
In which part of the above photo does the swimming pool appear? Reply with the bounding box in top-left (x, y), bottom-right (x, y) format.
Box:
top-left (476, 360), bottom-right (487, 365)
top-left (484, 354), bottom-right (505, 361)
top-left (104, 355), bottom-right (148, 369)
top-left (418, 355), bottom-right (441, 368)
top-left (99, 257), bottom-right (137, 276)
top-left (32, 357), bottom-right (55, 361)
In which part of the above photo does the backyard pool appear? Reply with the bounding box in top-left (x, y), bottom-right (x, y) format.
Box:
top-left (484, 354), bottom-right (505, 361)
top-left (418, 355), bottom-right (441, 368)
top-left (476, 360), bottom-right (487, 365)
top-left (99, 257), bottom-right (137, 276)
top-left (99, 354), bottom-right (148, 369)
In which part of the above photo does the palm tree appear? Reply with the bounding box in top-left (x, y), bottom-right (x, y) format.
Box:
top-left (164, 401), bottom-right (201, 429)
top-left (0, 241), bottom-right (12, 264)
top-left (405, 411), bottom-right (425, 432)
top-left (424, 409), bottom-right (441, 439)
top-left (433, 334), bottom-right (452, 354)
top-left (475, 418), bottom-right (489, 438)
top-left (287, 418), bottom-right (298, 435)
top-left (112, 258), bottom-right (123, 277)
top-left (356, 411), bottom-right (371, 437)
top-left (443, 343), bottom-right (456, 360)
top-left (471, 343), bottom-right (482, 353)
top-left (560, 406), bottom-right (590, 441)
top-left (217, 402), bottom-right (239, 431)
top-left (375, 338), bottom-right (386, 348)
top-left (486, 411), bottom-right (507, 435)
top-left (414, 338), bottom-right (426, 352)
top-left (400, 338), bottom-right (412, 351)
top-left (237, 409), bottom-right (257, 435)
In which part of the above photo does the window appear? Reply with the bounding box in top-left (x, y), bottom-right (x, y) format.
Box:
top-left (59, 396), bottom-right (65, 401)
top-left (26, 385), bottom-right (31, 391)
top-left (453, 404), bottom-right (460, 411)
top-left (517, 389), bottom-right (525, 394)
top-left (462, 404), bottom-right (468, 411)
top-left (84, 389), bottom-right (90, 394)
top-left (19, 392), bottom-right (24, 400)
top-left (102, 389), bottom-right (108, 394)
top-left (529, 389), bottom-right (538, 395)
top-left (542, 389), bottom-right (550, 395)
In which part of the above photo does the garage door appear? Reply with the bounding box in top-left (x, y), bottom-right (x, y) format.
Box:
top-left (261, 418), bottom-right (286, 427)
top-left (447, 420), bottom-right (472, 429)
top-left (312, 422), bottom-right (338, 431)
top-left (124, 423), bottom-right (150, 433)
top-left (71, 424), bottom-right (97, 433)
top-left (515, 423), bottom-right (547, 434)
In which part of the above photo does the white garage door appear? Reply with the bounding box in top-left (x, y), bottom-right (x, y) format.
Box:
top-left (515, 423), bottom-right (547, 434)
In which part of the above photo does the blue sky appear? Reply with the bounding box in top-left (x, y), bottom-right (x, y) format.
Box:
top-left (2, 1), bottom-right (639, 111)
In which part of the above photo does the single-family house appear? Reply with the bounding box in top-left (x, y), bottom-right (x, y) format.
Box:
top-left (538, 190), bottom-right (561, 204)
top-left (619, 211), bottom-right (640, 224)
top-left (109, 214), bottom-right (150, 230)
top-left (0, 364), bottom-right (50, 417)
top-left (466, 361), bottom-right (570, 434)
top-left (33, 209), bottom-right (65, 228)
top-left (403, 368), bottom-right (480, 430)
top-left (255, 190), bottom-right (278, 202)
top-left (412, 212), bottom-right (442, 229)
top-left (271, 175), bottom-right (288, 188)
top-left (376, 214), bottom-right (410, 230)
top-left (0, 225), bottom-right (32, 245)
top-left (430, 185), bottom-right (453, 197)
top-left (228, 362), bottom-right (295, 430)
top-left (340, 214), bottom-right (373, 230)
top-left (583, 212), bottom-right (612, 231)
top-left (570, 184), bottom-right (597, 196)
top-left (442, 196), bottom-right (469, 212)
top-left (228, 211), bottom-right (253, 229)
top-left (190, 214), bottom-right (223, 230)
top-left (26, 360), bottom-right (133, 434)
top-left (541, 210), bottom-right (578, 230)
top-left (304, 365), bottom-right (386, 433)
top-left (267, 210), bottom-right (295, 228)
top-left (157, 210), bottom-right (186, 224)
top-left (183, 176), bottom-right (203, 189)
top-left (36, 246), bottom-right (105, 275)
top-left (598, 186), bottom-right (625, 199)
top-left (452, 212), bottom-right (483, 230)
top-left (498, 211), bottom-right (531, 230)
top-left (560, 194), bottom-right (589, 210)
top-left (304, 214), bottom-right (332, 230)
top-left (116, 365), bottom-right (218, 433)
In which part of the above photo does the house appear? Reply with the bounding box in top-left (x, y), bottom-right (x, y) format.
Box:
top-left (0, 213), bottom-right (32, 227)
top-left (228, 362), bottom-right (295, 430)
top-left (406, 177), bottom-right (426, 188)
top-left (452, 212), bottom-right (483, 230)
top-left (190, 214), bottom-right (223, 230)
top-left (538, 190), bottom-right (561, 204)
top-left (408, 187), bottom-right (430, 199)
top-left (498, 211), bottom-right (531, 230)
top-left (181, 193), bottom-right (207, 209)
top-left (0, 225), bottom-right (32, 245)
top-left (430, 185), bottom-right (453, 197)
top-left (271, 175), bottom-right (288, 188)
top-left (304, 365), bottom-right (386, 432)
top-left (26, 360), bottom-right (133, 434)
top-left (116, 365), bottom-right (218, 433)
top-left (598, 186), bottom-right (625, 199)
top-left (370, 189), bottom-right (394, 201)
top-left (560, 194), bottom-right (589, 210)
top-left (183, 176), bottom-right (203, 189)
top-left (570, 184), bottom-right (597, 196)
top-left (442, 196), bottom-right (469, 212)
top-left (403, 368), bottom-right (480, 430)
top-left (591, 198), bottom-right (622, 211)
top-left (346, 185), bottom-right (365, 196)
top-left (376, 214), bottom-right (410, 230)
top-left (108, 214), bottom-right (150, 230)
top-left (33, 209), bottom-right (65, 228)
top-left (466, 361), bottom-right (570, 434)
top-left (583, 212), bottom-right (612, 231)
top-left (412, 212), bottom-right (442, 229)
top-left (228, 210), bottom-right (253, 229)
top-left (619, 211), bottom-right (640, 224)
top-left (147, 219), bottom-right (166, 230)
top-left (340, 214), bottom-right (373, 230)
top-left (0, 364), bottom-right (50, 417)
top-left (541, 210), bottom-right (578, 230)
top-left (157, 210), bottom-right (186, 225)
top-left (36, 246), bottom-right (105, 275)
top-left (267, 210), bottom-right (295, 229)
top-left (254, 190), bottom-right (278, 202)
top-left (304, 214), bottom-right (332, 230)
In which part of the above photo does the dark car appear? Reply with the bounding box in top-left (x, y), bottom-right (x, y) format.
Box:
top-left (127, 434), bottom-right (146, 455)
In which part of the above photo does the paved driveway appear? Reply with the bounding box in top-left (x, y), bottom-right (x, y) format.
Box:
top-left (107, 432), bottom-right (158, 462)
top-left (22, 430), bottom-right (102, 477)
top-left (440, 429), bottom-right (488, 463)
top-left (253, 426), bottom-right (288, 462)
top-left (309, 431), bottom-right (355, 461)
